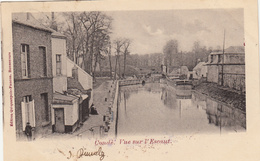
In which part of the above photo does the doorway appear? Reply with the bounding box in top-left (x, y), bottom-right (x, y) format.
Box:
top-left (54, 108), bottom-right (65, 133)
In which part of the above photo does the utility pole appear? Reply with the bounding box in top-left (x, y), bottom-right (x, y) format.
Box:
top-left (221, 30), bottom-right (225, 86)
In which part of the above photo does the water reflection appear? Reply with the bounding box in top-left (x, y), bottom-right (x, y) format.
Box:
top-left (117, 83), bottom-right (246, 136)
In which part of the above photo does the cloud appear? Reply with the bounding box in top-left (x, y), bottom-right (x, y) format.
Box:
top-left (184, 19), bottom-right (210, 33)
top-left (142, 24), bottom-right (163, 36)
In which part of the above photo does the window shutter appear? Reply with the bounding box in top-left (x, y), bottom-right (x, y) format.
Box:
top-left (21, 102), bottom-right (26, 131)
top-left (32, 100), bottom-right (36, 127)
top-left (29, 100), bottom-right (36, 127)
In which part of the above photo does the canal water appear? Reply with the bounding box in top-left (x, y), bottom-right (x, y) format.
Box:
top-left (117, 83), bottom-right (246, 136)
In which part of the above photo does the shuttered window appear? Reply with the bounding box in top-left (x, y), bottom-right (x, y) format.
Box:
top-left (21, 44), bottom-right (30, 78)
top-left (21, 96), bottom-right (35, 131)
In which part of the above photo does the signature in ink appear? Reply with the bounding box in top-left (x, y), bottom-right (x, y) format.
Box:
top-left (58, 147), bottom-right (105, 161)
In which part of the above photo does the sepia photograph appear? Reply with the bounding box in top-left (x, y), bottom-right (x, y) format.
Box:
top-left (2, 0), bottom-right (259, 161)
top-left (12, 9), bottom-right (246, 141)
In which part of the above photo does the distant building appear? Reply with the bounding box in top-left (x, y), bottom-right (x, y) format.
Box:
top-left (13, 13), bottom-right (53, 140)
top-left (180, 66), bottom-right (189, 76)
top-left (193, 62), bottom-right (208, 79)
top-left (207, 46), bottom-right (245, 92)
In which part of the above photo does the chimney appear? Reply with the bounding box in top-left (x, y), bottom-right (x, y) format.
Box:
top-left (72, 66), bottom-right (78, 81)
top-left (26, 13), bottom-right (30, 20)
top-left (50, 12), bottom-right (58, 31)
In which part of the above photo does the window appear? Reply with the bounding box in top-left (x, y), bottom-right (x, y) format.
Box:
top-left (218, 55), bottom-right (223, 63)
top-left (21, 44), bottom-right (30, 78)
top-left (56, 54), bottom-right (62, 75)
top-left (39, 47), bottom-right (47, 76)
top-left (21, 95), bottom-right (35, 131)
top-left (41, 93), bottom-right (49, 122)
top-left (210, 55), bottom-right (214, 63)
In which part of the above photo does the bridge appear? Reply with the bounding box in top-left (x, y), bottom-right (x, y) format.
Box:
top-left (119, 79), bottom-right (146, 87)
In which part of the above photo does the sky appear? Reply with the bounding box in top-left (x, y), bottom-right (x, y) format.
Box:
top-left (105, 9), bottom-right (244, 55)
top-left (32, 9), bottom-right (244, 55)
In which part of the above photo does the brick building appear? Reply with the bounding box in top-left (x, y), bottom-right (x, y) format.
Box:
top-left (13, 13), bottom-right (53, 140)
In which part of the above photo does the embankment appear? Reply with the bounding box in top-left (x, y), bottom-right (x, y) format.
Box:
top-left (194, 82), bottom-right (246, 112)
top-left (107, 80), bottom-right (119, 137)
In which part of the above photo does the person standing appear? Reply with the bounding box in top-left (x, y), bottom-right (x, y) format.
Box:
top-left (25, 122), bottom-right (32, 141)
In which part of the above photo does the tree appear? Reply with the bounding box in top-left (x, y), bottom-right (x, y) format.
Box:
top-left (122, 39), bottom-right (131, 78)
top-left (113, 38), bottom-right (125, 79)
top-left (63, 12), bottom-right (84, 65)
top-left (192, 41), bottom-right (200, 66)
top-left (163, 39), bottom-right (179, 68)
top-left (78, 11), bottom-right (113, 75)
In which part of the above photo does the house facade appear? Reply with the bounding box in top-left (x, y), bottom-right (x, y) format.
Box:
top-left (207, 46), bottom-right (245, 92)
top-left (13, 14), bottom-right (53, 140)
top-left (51, 30), bottom-right (93, 133)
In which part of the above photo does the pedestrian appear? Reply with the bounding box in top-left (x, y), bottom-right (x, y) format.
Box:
top-left (25, 122), bottom-right (32, 141)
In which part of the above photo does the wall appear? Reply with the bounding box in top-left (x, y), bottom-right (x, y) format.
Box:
top-left (14, 79), bottom-right (53, 139)
top-left (52, 100), bottom-right (79, 126)
top-left (66, 58), bottom-right (92, 90)
top-left (207, 52), bottom-right (245, 91)
top-left (67, 58), bottom-right (93, 107)
top-left (206, 97), bottom-right (246, 128)
top-left (13, 23), bottom-right (52, 80)
top-left (220, 64), bottom-right (245, 92)
top-left (53, 76), bottom-right (67, 93)
top-left (207, 65), bottom-right (219, 83)
top-left (13, 22), bottom-right (53, 139)
top-left (52, 37), bottom-right (67, 93)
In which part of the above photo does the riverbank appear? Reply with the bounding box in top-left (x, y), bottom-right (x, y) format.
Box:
top-left (194, 82), bottom-right (246, 112)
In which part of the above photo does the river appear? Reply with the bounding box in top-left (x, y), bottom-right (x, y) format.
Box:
top-left (117, 83), bottom-right (246, 136)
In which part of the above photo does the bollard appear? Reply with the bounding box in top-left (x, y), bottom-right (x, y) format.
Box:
top-left (105, 98), bottom-right (107, 102)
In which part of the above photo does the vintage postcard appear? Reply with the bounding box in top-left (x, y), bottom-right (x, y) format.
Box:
top-left (1, 0), bottom-right (260, 160)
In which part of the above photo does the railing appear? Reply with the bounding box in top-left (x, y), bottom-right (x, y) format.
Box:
top-left (119, 79), bottom-right (144, 86)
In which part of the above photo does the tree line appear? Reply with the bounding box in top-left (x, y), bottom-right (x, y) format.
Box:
top-left (40, 12), bottom-right (216, 79)
top-left (41, 12), bottom-right (131, 81)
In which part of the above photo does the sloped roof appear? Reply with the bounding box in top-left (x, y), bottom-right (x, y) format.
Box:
top-left (12, 13), bottom-right (52, 32)
top-left (67, 77), bottom-right (85, 92)
top-left (13, 13), bottom-right (66, 38)
top-left (53, 92), bottom-right (78, 105)
top-left (225, 46), bottom-right (244, 53)
top-left (210, 46), bottom-right (244, 55)
top-left (193, 62), bottom-right (207, 70)
top-left (50, 28), bottom-right (67, 39)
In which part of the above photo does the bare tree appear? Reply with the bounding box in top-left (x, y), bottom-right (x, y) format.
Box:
top-left (78, 11), bottom-right (112, 75)
top-left (113, 38), bottom-right (125, 79)
top-left (122, 39), bottom-right (131, 78)
top-left (63, 12), bottom-right (84, 65)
